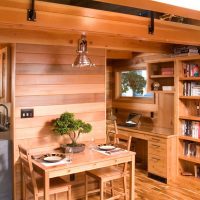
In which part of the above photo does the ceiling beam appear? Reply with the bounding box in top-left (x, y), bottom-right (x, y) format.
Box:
top-left (0, 1), bottom-right (200, 46)
top-left (94, 0), bottom-right (200, 21)
top-left (0, 27), bottom-right (171, 53)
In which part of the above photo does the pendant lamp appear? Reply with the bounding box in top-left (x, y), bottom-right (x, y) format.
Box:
top-left (72, 34), bottom-right (95, 67)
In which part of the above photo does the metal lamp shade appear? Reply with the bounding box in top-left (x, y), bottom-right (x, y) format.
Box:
top-left (72, 34), bottom-right (95, 67)
top-left (72, 52), bottom-right (95, 67)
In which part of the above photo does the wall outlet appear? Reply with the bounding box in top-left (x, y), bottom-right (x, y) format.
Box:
top-left (21, 109), bottom-right (34, 118)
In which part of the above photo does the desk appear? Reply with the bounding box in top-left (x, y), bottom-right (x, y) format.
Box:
top-left (118, 126), bottom-right (177, 183)
top-left (32, 147), bottom-right (135, 200)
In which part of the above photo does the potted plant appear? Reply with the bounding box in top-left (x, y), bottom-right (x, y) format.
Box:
top-left (52, 112), bottom-right (92, 153)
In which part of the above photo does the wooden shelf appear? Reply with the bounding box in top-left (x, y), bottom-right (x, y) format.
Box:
top-left (176, 55), bottom-right (200, 61)
top-left (150, 75), bottom-right (174, 78)
top-left (151, 90), bottom-right (175, 94)
top-left (178, 56), bottom-right (200, 185)
top-left (177, 175), bottom-right (200, 183)
top-left (180, 77), bottom-right (200, 81)
top-left (179, 115), bottom-right (200, 121)
top-left (179, 135), bottom-right (200, 143)
top-left (179, 96), bottom-right (200, 100)
top-left (179, 155), bottom-right (200, 164)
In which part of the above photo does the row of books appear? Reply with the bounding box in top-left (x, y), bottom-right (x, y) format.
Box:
top-left (160, 67), bottom-right (174, 75)
top-left (181, 120), bottom-right (200, 139)
top-left (183, 82), bottom-right (200, 96)
top-left (183, 141), bottom-right (200, 157)
top-left (174, 45), bottom-right (199, 55)
top-left (183, 63), bottom-right (200, 77)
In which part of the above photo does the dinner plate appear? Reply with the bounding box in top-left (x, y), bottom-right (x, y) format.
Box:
top-left (99, 145), bottom-right (115, 151)
top-left (43, 154), bottom-right (65, 163)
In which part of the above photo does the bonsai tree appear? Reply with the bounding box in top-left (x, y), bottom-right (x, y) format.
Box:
top-left (53, 112), bottom-right (92, 146)
top-left (121, 71), bottom-right (146, 96)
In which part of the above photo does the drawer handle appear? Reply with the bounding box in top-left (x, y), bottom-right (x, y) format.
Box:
top-left (151, 157), bottom-right (160, 161)
top-left (151, 144), bottom-right (160, 148)
top-left (151, 138), bottom-right (160, 142)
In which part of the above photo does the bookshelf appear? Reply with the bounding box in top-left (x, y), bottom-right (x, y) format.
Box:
top-left (177, 55), bottom-right (200, 180)
top-left (147, 58), bottom-right (175, 93)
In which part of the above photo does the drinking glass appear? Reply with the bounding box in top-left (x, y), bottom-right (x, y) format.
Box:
top-left (65, 147), bottom-right (73, 162)
top-left (89, 137), bottom-right (95, 149)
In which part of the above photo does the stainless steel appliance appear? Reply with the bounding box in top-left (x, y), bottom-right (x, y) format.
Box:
top-left (0, 139), bottom-right (12, 200)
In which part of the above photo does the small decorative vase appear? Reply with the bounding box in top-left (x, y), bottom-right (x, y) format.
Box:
top-left (152, 82), bottom-right (160, 91)
top-left (61, 143), bottom-right (85, 153)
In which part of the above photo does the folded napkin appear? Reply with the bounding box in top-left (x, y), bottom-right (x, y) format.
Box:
top-left (93, 147), bottom-right (126, 156)
top-left (38, 158), bottom-right (71, 167)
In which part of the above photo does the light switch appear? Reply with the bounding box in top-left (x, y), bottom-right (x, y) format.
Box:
top-left (21, 109), bottom-right (34, 118)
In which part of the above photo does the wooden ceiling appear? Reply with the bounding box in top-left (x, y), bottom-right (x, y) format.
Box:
top-left (40, 0), bottom-right (200, 25)
top-left (0, 0), bottom-right (200, 51)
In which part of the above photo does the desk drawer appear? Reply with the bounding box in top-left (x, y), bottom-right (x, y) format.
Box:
top-left (148, 141), bottom-right (167, 156)
top-left (149, 136), bottom-right (166, 144)
top-left (148, 154), bottom-right (167, 177)
top-left (118, 130), bottom-right (146, 140)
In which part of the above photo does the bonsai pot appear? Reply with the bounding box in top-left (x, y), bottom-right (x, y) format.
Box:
top-left (61, 143), bottom-right (85, 153)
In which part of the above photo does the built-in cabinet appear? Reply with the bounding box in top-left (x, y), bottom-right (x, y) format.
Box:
top-left (147, 55), bottom-right (200, 182)
top-left (147, 58), bottom-right (175, 93)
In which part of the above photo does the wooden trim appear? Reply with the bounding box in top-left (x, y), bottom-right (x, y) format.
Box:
top-left (112, 101), bottom-right (158, 112)
top-left (11, 43), bottom-right (16, 200)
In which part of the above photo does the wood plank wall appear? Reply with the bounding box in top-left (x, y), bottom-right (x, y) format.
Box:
top-left (14, 43), bottom-right (106, 200)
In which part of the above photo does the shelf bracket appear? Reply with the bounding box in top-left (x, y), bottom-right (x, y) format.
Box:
top-left (148, 11), bottom-right (154, 34)
top-left (27, 0), bottom-right (36, 21)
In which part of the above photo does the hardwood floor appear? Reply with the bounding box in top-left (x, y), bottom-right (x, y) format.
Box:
top-left (135, 169), bottom-right (200, 200)
top-left (86, 169), bottom-right (200, 200)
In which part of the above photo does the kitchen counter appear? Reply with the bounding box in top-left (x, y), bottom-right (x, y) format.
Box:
top-left (117, 125), bottom-right (175, 139)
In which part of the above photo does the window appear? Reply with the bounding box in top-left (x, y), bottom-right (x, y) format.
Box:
top-left (120, 70), bottom-right (153, 98)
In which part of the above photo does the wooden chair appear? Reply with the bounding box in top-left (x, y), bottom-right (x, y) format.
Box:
top-left (106, 119), bottom-right (118, 145)
top-left (18, 145), bottom-right (71, 200)
top-left (85, 133), bottom-right (132, 200)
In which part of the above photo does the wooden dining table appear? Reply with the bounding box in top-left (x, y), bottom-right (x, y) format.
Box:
top-left (32, 146), bottom-right (136, 200)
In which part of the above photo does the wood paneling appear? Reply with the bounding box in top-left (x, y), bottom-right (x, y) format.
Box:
top-left (15, 111), bottom-right (105, 128)
top-left (16, 74), bottom-right (105, 85)
top-left (14, 43), bottom-right (106, 200)
top-left (16, 63), bottom-right (105, 75)
top-left (15, 102), bottom-right (105, 117)
top-left (16, 53), bottom-right (105, 65)
top-left (16, 93), bottom-right (105, 107)
top-left (16, 84), bottom-right (105, 96)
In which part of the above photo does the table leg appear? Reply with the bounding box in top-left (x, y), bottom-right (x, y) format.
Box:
top-left (130, 155), bottom-right (135, 200)
top-left (44, 172), bottom-right (50, 200)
